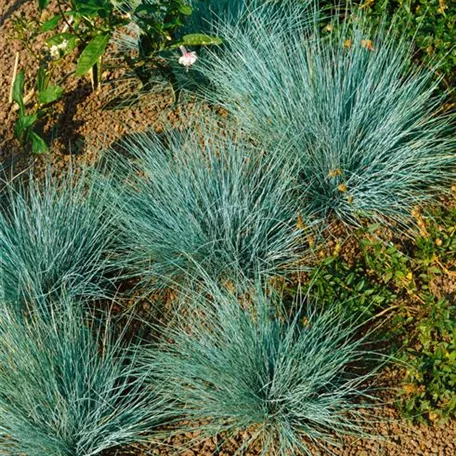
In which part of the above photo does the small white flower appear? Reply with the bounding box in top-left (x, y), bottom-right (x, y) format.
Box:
top-left (178, 45), bottom-right (197, 71)
top-left (49, 45), bottom-right (60, 59)
top-left (49, 40), bottom-right (68, 60)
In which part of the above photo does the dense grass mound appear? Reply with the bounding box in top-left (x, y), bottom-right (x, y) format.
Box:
top-left (0, 296), bottom-right (167, 456)
top-left (147, 282), bottom-right (380, 455)
top-left (199, 5), bottom-right (456, 227)
top-left (102, 126), bottom-right (305, 290)
top-left (0, 171), bottom-right (118, 308)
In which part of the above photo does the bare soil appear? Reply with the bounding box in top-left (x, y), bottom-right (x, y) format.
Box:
top-left (0, 0), bottom-right (191, 177)
top-left (1, 0), bottom-right (456, 454)
top-left (108, 410), bottom-right (456, 456)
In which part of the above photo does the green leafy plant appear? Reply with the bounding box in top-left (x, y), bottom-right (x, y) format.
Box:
top-left (9, 0), bottom-right (127, 152)
top-left (306, 250), bottom-right (398, 318)
top-left (355, 0), bottom-right (456, 92)
top-left (396, 204), bottom-right (456, 422)
top-left (38, 0), bottom-right (131, 87)
top-left (32, 0), bottom-right (221, 82)
top-left (11, 67), bottom-right (63, 154)
top-left (360, 233), bottom-right (416, 295)
top-left (306, 206), bottom-right (456, 422)
top-left (10, 0), bottom-right (221, 151)
top-left (400, 296), bottom-right (456, 423)
top-left (129, 0), bottom-right (220, 58)
top-left (111, 0), bottom-right (222, 104)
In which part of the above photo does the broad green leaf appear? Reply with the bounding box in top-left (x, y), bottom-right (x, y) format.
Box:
top-left (46, 33), bottom-right (78, 57)
top-left (64, 35), bottom-right (78, 55)
top-left (382, 271), bottom-right (393, 283)
top-left (75, 0), bottom-right (109, 15)
top-left (135, 4), bottom-right (156, 15)
top-left (18, 114), bottom-right (38, 129)
top-left (12, 70), bottom-right (25, 114)
top-left (174, 34), bottom-right (222, 48)
top-left (38, 0), bottom-right (49, 10)
top-left (30, 131), bottom-right (49, 154)
top-left (47, 33), bottom-right (73, 46)
top-left (40, 15), bottom-right (60, 32)
top-left (36, 65), bottom-right (47, 93)
top-left (178, 4), bottom-right (193, 15)
top-left (163, 17), bottom-right (183, 29)
top-left (15, 113), bottom-right (38, 138)
top-left (38, 85), bottom-right (63, 105)
top-left (75, 34), bottom-right (110, 76)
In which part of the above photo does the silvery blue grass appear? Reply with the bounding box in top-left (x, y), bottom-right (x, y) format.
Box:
top-left (101, 125), bottom-right (306, 290)
top-left (145, 280), bottom-right (382, 455)
top-left (0, 170), bottom-right (118, 308)
top-left (0, 296), bottom-right (169, 456)
top-left (198, 4), bottom-right (456, 227)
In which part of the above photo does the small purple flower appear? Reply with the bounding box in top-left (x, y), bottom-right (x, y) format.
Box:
top-left (178, 45), bottom-right (198, 71)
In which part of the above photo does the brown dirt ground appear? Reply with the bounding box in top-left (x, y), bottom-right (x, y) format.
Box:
top-left (107, 410), bottom-right (456, 456)
top-left (0, 0), bottom-right (204, 177)
top-left (1, 0), bottom-right (456, 454)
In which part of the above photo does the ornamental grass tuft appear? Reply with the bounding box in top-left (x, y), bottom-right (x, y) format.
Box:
top-left (0, 169), bottom-right (119, 309)
top-left (0, 295), bottom-right (168, 456)
top-left (146, 281), bottom-right (382, 455)
top-left (198, 4), bottom-right (456, 227)
top-left (101, 124), bottom-right (306, 290)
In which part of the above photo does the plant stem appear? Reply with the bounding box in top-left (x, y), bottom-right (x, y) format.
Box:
top-left (9, 52), bottom-right (19, 104)
top-left (56, 0), bottom-right (85, 44)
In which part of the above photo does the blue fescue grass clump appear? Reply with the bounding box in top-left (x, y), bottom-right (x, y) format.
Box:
top-left (0, 295), bottom-right (168, 456)
top-left (101, 125), bottom-right (306, 290)
top-left (146, 281), bottom-right (381, 455)
top-left (0, 170), bottom-right (118, 307)
top-left (198, 5), bottom-right (456, 227)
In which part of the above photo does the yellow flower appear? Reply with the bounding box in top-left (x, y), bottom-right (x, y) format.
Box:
top-left (328, 168), bottom-right (342, 178)
top-left (361, 39), bottom-right (375, 51)
top-left (403, 383), bottom-right (419, 395)
top-left (337, 183), bottom-right (348, 193)
top-left (296, 213), bottom-right (306, 230)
